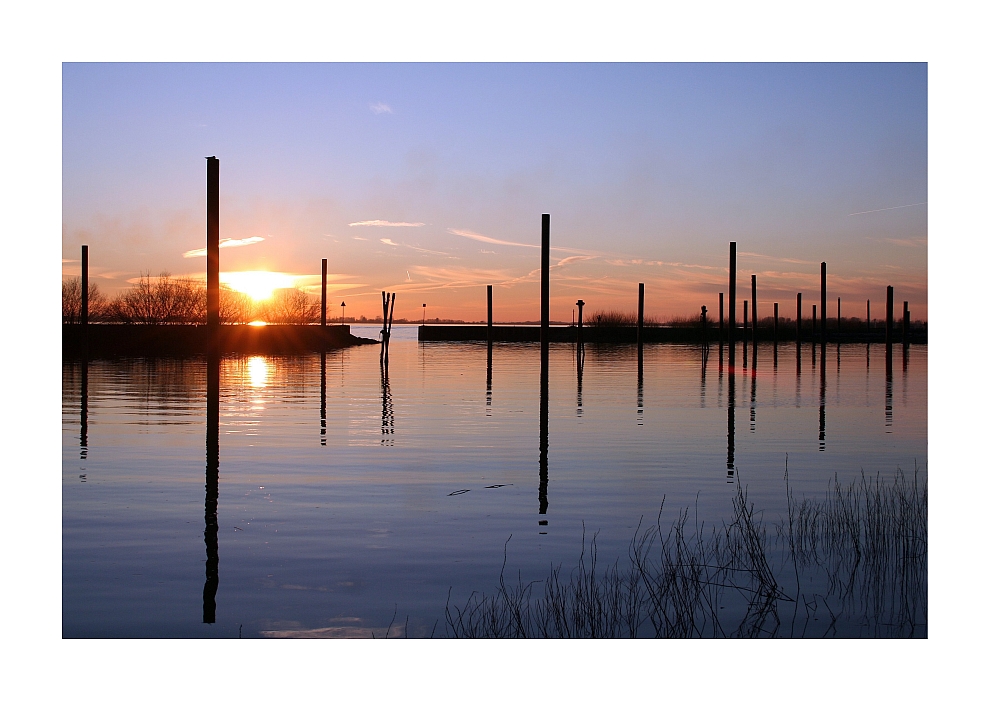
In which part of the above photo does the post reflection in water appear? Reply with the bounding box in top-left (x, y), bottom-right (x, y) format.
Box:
top-left (727, 342), bottom-right (736, 483)
top-left (795, 342), bottom-right (802, 407)
top-left (700, 343), bottom-right (708, 409)
top-left (539, 340), bottom-right (549, 519)
top-left (819, 343), bottom-right (826, 452)
top-left (204, 349), bottom-right (220, 625)
top-left (80, 359), bottom-right (89, 468)
top-left (750, 344), bottom-right (757, 431)
top-left (320, 352), bottom-right (327, 446)
top-left (637, 345), bottom-right (644, 425)
top-left (885, 343), bottom-right (894, 432)
top-left (381, 360), bottom-right (394, 446)
top-left (576, 342), bottom-right (584, 417)
top-left (486, 342), bottom-right (493, 417)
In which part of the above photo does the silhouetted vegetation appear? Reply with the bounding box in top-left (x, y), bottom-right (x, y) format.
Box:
top-left (62, 277), bottom-right (107, 322)
top-left (445, 468), bottom-right (926, 638)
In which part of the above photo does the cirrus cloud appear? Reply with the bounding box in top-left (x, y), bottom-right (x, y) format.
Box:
top-left (349, 220), bottom-right (424, 228)
top-left (183, 236), bottom-right (265, 258)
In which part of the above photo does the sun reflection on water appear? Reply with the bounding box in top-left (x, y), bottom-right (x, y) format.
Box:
top-left (248, 356), bottom-right (269, 388)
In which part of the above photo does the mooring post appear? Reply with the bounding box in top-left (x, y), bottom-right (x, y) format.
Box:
top-left (886, 286), bottom-right (894, 346)
top-left (812, 304), bottom-right (817, 341)
top-left (751, 274), bottom-right (757, 344)
top-left (728, 242), bottom-right (737, 346)
top-left (903, 301), bottom-right (910, 345)
top-left (837, 297), bottom-right (841, 335)
top-left (321, 258), bottom-right (327, 327)
top-left (541, 214), bottom-right (550, 345)
top-left (719, 292), bottom-right (724, 347)
top-left (773, 302), bottom-right (779, 346)
top-left (867, 299), bottom-right (871, 332)
top-left (206, 157), bottom-right (220, 335)
top-left (820, 261), bottom-right (826, 344)
top-left (637, 282), bottom-right (645, 346)
top-left (576, 299), bottom-right (585, 344)
top-left (487, 284), bottom-right (493, 343)
top-left (796, 293), bottom-right (802, 344)
top-left (81, 244), bottom-right (89, 327)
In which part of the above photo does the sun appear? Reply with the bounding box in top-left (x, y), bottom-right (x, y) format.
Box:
top-left (221, 271), bottom-right (298, 301)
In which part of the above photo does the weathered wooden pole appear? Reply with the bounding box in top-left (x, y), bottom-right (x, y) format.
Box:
top-left (487, 284), bottom-right (493, 343)
top-left (812, 304), bottom-right (817, 341)
top-left (751, 274), bottom-right (757, 343)
top-left (773, 302), bottom-right (779, 346)
top-left (728, 243), bottom-right (737, 345)
top-left (837, 297), bottom-right (841, 335)
top-left (719, 292), bottom-right (724, 347)
top-left (81, 244), bottom-right (89, 327)
top-left (541, 214), bottom-right (550, 345)
top-left (820, 261), bottom-right (827, 344)
top-left (637, 282), bottom-right (645, 346)
top-left (796, 292), bottom-right (802, 343)
top-left (903, 301), bottom-right (910, 345)
top-left (576, 299), bottom-right (585, 344)
top-left (867, 299), bottom-right (871, 332)
top-left (206, 157), bottom-right (220, 333)
top-left (885, 286), bottom-right (894, 346)
top-left (321, 258), bottom-right (328, 327)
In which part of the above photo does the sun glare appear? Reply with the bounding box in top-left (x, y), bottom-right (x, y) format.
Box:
top-left (247, 356), bottom-right (269, 388)
top-left (221, 271), bottom-right (298, 301)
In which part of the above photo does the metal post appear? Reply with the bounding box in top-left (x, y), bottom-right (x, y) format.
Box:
top-left (541, 214), bottom-right (550, 345)
top-left (206, 157), bottom-right (220, 332)
top-left (81, 244), bottom-right (89, 326)
top-left (321, 258), bottom-right (327, 327)
top-left (728, 243), bottom-right (736, 345)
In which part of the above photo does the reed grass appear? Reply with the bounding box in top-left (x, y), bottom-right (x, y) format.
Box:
top-left (444, 467), bottom-right (926, 638)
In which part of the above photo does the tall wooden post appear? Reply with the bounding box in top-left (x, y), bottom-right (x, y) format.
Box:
top-left (812, 304), bottom-right (817, 340)
top-left (773, 302), bottom-right (778, 345)
top-left (885, 286), bottom-right (894, 346)
top-left (541, 214), bottom-right (550, 345)
top-left (796, 293), bottom-right (802, 343)
top-left (206, 157), bottom-right (220, 332)
top-left (81, 244), bottom-right (89, 326)
top-left (837, 297), bottom-right (841, 334)
top-left (867, 300), bottom-right (871, 331)
top-left (576, 299), bottom-right (585, 344)
top-left (751, 274), bottom-right (757, 343)
top-left (321, 258), bottom-right (327, 327)
top-left (637, 282), bottom-right (645, 346)
top-left (728, 242), bottom-right (736, 345)
top-left (820, 261), bottom-right (826, 344)
top-left (487, 284), bottom-right (493, 343)
top-left (743, 300), bottom-right (748, 346)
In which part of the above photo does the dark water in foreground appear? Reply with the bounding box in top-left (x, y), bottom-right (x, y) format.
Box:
top-left (62, 328), bottom-right (926, 637)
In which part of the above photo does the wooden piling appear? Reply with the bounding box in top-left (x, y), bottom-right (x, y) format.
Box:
top-left (577, 299), bottom-right (585, 344)
top-left (487, 284), bottom-right (493, 343)
top-left (728, 242), bottom-right (736, 345)
top-left (541, 214), bottom-right (550, 345)
top-left (773, 302), bottom-right (778, 345)
top-left (867, 299), bottom-right (871, 332)
top-left (820, 261), bottom-right (826, 344)
top-left (837, 297), bottom-right (841, 335)
top-left (743, 300), bottom-right (748, 346)
top-left (81, 244), bottom-right (89, 327)
top-left (751, 274), bottom-right (757, 343)
top-left (812, 304), bottom-right (817, 340)
top-left (886, 286), bottom-right (894, 346)
top-left (796, 293), bottom-right (802, 343)
top-left (637, 282), bottom-right (644, 346)
top-left (321, 258), bottom-right (327, 327)
top-left (206, 157), bottom-right (220, 333)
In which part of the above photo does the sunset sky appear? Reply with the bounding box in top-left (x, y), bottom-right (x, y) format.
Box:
top-left (62, 63), bottom-right (927, 322)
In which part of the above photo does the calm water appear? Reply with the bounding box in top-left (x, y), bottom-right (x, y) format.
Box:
top-left (62, 327), bottom-right (926, 637)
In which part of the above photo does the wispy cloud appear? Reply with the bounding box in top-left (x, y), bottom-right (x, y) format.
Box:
top-left (448, 228), bottom-right (539, 249)
top-left (369, 102), bottom-right (393, 115)
top-left (380, 238), bottom-right (399, 246)
top-left (881, 237), bottom-right (927, 248)
top-left (849, 202), bottom-right (927, 216)
top-left (737, 251), bottom-right (816, 266)
top-left (183, 236), bottom-right (265, 258)
top-left (349, 220), bottom-right (424, 227)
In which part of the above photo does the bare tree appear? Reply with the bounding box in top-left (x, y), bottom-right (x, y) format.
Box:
top-left (107, 272), bottom-right (205, 324)
top-left (220, 285), bottom-right (253, 324)
top-left (256, 288), bottom-right (320, 324)
top-left (62, 276), bottom-right (107, 323)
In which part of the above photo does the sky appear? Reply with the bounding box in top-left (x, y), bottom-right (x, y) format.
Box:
top-left (62, 63), bottom-right (927, 322)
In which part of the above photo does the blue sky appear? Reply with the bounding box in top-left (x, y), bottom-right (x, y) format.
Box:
top-left (62, 63), bottom-right (927, 321)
